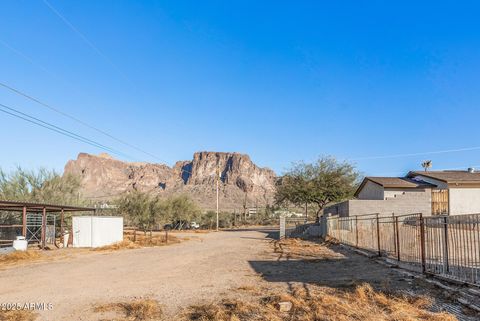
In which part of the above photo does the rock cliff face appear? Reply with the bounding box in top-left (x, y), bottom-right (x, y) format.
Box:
top-left (64, 152), bottom-right (276, 210)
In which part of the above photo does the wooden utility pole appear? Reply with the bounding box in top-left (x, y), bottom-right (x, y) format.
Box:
top-left (216, 164), bottom-right (220, 231)
top-left (22, 206), bottom-right (27, 237)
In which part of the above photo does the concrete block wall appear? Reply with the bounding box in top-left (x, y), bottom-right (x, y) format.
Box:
top-left (323, 201), bottom-right (349, 217)
top-left (324, 189), bottom-right (431, 217)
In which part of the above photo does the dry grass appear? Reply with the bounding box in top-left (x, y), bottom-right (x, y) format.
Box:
top-left (181, 283), bottom-right (456, 321)
top-left (127, 233), bottom-right (180, 247)
top-left (93, 240), bottom-right (141, 251)
top-left (93, 299), bottom-right (163, 321)
top-left (0, 310), bottom-right (38, 321)
top-left (168, 230), bottom-right (210, 234)
top-left (273, 238), bottom-right (345, 260)
top-left (0, 251), bottom-right (42, 266)
top-left (94, 232), bottom-right (180, 251)
top-left (182, 238), bottom-right (456, 321)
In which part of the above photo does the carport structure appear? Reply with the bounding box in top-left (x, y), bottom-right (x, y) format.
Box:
top-left (0, 200), bottom-right (96, 249)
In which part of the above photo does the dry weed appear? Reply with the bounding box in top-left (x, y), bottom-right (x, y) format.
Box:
top-left (0, 309), bottom-right (38, 321)
top-left (183, 299), bottom-right (278, 321)
top-left (273, 238), bottom-right (345, 260)
top-left (94, 233), bottom-right (180, 251)
top-left (93, 240), bottom-right (141, 251)
top-left (94, 299), bottom-right (162, 321)
top-left (180, 283), bottom-right (457, 321)
top-left (0, 251), bottom-right (42, 265)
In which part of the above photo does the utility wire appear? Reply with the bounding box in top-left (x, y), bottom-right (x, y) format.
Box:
top-left (39, 1), bottom-right (196, 176)
top-left (0, 82), bottom-right (195, 176)
top-left (42, 0), bottom-right (134, 86)
top-left (0, 39), bottom-right (53, 77)
top-left (0, 81), bottom-right (163, 163)
top-left (349, 146), bottom-right (480, 161)
top-left (0, 102), bottom-right (135, 160)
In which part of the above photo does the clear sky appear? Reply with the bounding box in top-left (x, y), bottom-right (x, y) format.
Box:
top-left (1, 1), bottom-right (480, 176)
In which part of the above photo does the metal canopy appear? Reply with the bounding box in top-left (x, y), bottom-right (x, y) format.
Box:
top-left (0, 200), bottom-right (96, 249)
top-left (0, 200), bottom-right (96, 213)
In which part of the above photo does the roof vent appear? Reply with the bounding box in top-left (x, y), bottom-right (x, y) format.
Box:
top-left (468, 167), bottom-right (475, 173)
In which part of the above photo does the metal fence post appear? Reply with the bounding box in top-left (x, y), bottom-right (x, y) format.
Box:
top-left (279, 215), bottom-right (286, 239)
top-left (443, 216), bottom-right (449, 272)
top-left (395, 216), bottom-right (400, 261)
top-left (355, 215), bottom-right (359, 248)
top-left (419, 213), bottom-right (426, 273)
top-left (41, 207), bottom-right (46, 250)
top-left (392, 213), bottom-right (396, 254)
top-left (376, 213), bottom-right (381, 256)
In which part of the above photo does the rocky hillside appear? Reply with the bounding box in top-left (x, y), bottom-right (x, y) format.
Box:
top-left (64, 152), bottom-right (276, 210)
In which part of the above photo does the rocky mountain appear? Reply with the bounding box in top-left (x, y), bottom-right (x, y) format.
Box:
top-left (64, 152), bottom-right (276, 210)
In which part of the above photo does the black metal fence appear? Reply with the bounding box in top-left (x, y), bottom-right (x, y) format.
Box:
top-left (326, 213), bottom-right (480, 286)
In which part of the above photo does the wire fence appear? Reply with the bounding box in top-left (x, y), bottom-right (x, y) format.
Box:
top-left (326, 212), bottom-right (480, 286)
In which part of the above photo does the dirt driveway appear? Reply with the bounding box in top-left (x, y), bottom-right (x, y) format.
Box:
top-left (0, 229), bottom-right (275, 320)
top-left (0, 228), bottom-right (476, 320)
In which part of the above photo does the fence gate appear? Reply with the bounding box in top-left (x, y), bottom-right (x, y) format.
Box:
top-left (432, 189), bottom-right (449, 215)
top-left (26, 213), bottom-right (55, 244)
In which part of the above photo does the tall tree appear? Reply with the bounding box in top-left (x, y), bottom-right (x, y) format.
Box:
top-left (275, 156), bottom-right (360, 221)
top-left (116, 191), bottom-right (161, 235)
top-left (0, 167), bottom-right (83, 205)
top-left (161, 195), bottom-right (200, 228)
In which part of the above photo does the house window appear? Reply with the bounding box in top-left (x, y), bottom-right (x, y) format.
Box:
top-left (432, 189), bottom-right (449, 215)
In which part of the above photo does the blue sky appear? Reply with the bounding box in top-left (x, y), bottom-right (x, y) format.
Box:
top-left (1, 1), bottom-right (480, 176)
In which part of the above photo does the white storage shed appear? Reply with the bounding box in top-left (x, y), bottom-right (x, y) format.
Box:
top-left (72, 216), bottom-right (123, 248)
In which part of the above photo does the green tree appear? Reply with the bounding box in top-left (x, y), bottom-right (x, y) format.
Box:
top-left (116, 191), bottom-right (161, 235)
top-left (275, 156), bottom-right (360, 221)
top-left (0, 167), bottom-right (83, 204)
top-left (200, 210), bottom-right (217, 229)
top-left (161, 195), bottom-right (200, 227)
top-left (0, 167), bottom-right (85, 227)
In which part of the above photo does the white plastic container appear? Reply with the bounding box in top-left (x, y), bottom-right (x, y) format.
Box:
top-left (13, 236), bottom-right (28, 251)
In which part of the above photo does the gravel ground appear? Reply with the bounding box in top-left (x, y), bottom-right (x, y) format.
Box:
top-left (0, 228), bottom-right (476, 320)
top-left (0, 229), bottom-right (274, 320)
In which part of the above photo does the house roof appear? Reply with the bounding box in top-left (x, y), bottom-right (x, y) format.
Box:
top-left (354, 177), bottom-right (436, 197)
top-left (408, 170), bottom-right (480, 184)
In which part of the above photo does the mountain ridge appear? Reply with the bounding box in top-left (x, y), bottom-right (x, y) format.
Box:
top-left (64, 151), bottom-right (277, 210)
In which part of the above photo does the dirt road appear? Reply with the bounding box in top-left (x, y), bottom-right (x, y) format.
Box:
top-left (0, 229), bottom-right (475, 320)
top-left (0, 229), bottom-right (275, 320)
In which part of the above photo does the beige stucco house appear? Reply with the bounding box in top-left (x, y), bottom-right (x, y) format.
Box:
top-left (324, 169), bottom-right (480, 217)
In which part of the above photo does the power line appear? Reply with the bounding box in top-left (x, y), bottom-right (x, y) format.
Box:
top-left (0, 81), bottom-right (163, 162)
top-left (349, 146), bottom-right (480, 161)
top-left (42, 0), bottom-right (134, 86)
top-left (0, 82), bottom-right (195, 176)
top-left (39, 1), bottom-right (196, 176)
top-left (0, 102), bottom-right (136, 160)
top-left (0, 39), bottom-right (53, 77)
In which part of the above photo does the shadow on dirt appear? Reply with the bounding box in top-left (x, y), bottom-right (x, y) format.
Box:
top-left (224, 227), bottom-right (279, 240)
top-left (249, 240), bottom-right (412, 291)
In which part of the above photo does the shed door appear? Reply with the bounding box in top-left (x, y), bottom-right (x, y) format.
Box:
top-left (432, 189), bottom-right (449, 215)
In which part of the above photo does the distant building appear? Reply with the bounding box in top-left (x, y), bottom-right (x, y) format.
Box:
top-left (274, 210), bottom-right (303, 218)
top-left (324, 168), bottom-right (480, 217)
